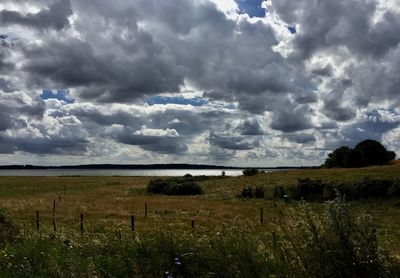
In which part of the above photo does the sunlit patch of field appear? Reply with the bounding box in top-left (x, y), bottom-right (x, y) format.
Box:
top-left (0, 163), bottom-right (400, 276)
top-left (0, 161), bottom-right (399, 243)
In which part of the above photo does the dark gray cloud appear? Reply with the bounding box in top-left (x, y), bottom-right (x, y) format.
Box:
top-left (0, 0), bottom-right (399, 165)
top-left (0, 135), bottom-right (88, 155)
top-left (22, 35), bottom-right (186, 102)
top-left (283, 133), bottom-right (316, 144)
top-left (346, 48), bottom-right (400, 107)
top-left (104, 125), bottom-right (188, 155)
top-left (311, 65), bottom-right (333, 77)
top-left (65, 105), bottom-right (143, 129)
top-left (0, 48), bottom-right (14, 73)
top-left (294, 92), bottom-right (318, 104)
top-left (269, 102), bottom-right (314, 132)
top-left (15, 0), bottom-right (309, 115)
top-left (342, 110), bottom-right (400, 146)
top-left (269, 0), bottom-right (400, 60)
top-left (0, 0), bottom-right (72, 30)
top-left (322, 98), bottom-right (356, 122)
top-left (209, 133), bottom-right (259, 150)
top-left (0, 92), bottom-right (45, 132)
top-left (240, 118), bottom-right (265, 135)
top-left (0, 78), bottom-right (16, 92)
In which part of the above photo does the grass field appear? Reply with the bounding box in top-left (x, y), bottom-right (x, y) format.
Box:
top-left (0, 162), bottom-right (400, 276)
top-left (1, 162), bottom-right (400, 232)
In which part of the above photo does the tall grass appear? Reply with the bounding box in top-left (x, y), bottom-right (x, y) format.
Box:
top-left (0, 197), bottom-right (399, 277)
top-left (272, 196), bottom-right (399, 277)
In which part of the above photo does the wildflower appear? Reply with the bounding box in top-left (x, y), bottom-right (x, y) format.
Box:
top-left (174, 257), bottom-right (182, 266)
top-left (163, 271), bottom-right (173, 278)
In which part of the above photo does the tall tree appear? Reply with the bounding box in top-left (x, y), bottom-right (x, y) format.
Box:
top-left (354, 139), bottom-right (393, 166)
top-left (324, 139), bottom-right (396, 168)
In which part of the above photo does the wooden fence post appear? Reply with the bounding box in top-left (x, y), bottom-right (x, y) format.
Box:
top-left (260, 207), bottom-right (264, 225)
top-left (191, 220), bottom-right (195, 229)
top-left (144, 203), bottom-right (148, 219)
top-left (80, 213), bottom-right (84, 235)
top-left (52, 199), bottom-right (57, 232)
top-left (36, 211), bottom-right (39, 231)
top-left (131, 215), bottom-right (135, 232)
top-left (272, 231), bottom-right (277, 250)
top-left (52, 216), bottom-right (56, 232)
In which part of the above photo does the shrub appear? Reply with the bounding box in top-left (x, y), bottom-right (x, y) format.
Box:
top-left (254, 185), bottom-right (265, 199)
top-left (147, 179), bottom-right (171, 194)
top-left (288, 178), bottom-right (400, 201)
top-left (147, 179), bottom-right (203, 195)
top-left (164, 182), bottom-right (203, 195)
top-left (273, 185), bottom-right (285, 199)
top-left (238, 185), bottom-right (265, 199)
top-left (289, 178), bottom-right (325, 201)
top-left (243, 168), bottom-right (259, 176)
top-left (239, 186), bottom-right (253, 198)
top-left (0, 207), bottom-right (20, 244)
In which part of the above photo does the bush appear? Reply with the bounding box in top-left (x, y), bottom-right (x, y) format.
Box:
top-left (273, 196), bottom-right (398, 277)
top-left (238, 185), bottom-right (265, 199)
top-left (147, 179), bottom-right (203, 195)
top-left (254, 185), bottom-right (265, 199)
top-left (289, 178), bottom-right (325, 201)
top-left (288, 178), bottom-right (400, 201)
top-left (243, 168), bottom-right (259, 176)
top-left (164, 182), bottom-right (203, 195)
top-left (273, 185), bottom-right (285, 199)
top-left (147, 179), bottom-right (171, 194)
top-left (239, 186), bottom-right (253, 198)
top-left (0, 207), bottom-right (20, 244)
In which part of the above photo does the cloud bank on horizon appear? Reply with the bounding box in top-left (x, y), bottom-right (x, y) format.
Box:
top-left (0, 0), bottom-right (399, 166)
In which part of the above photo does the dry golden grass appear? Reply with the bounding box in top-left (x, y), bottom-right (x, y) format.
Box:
top-left (0, 161), bottom-right (399, 240)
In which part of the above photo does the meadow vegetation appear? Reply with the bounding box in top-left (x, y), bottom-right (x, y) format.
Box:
top-left (147, 178), bottom-right (203, 195)
top-left (0, 161), bottom-right (399, 276)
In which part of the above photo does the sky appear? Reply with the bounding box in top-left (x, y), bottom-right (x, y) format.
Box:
top-left (0, 0), bottom-right (399, 167)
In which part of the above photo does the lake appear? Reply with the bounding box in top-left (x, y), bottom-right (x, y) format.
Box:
top-left (0, 169), bottom-right (282, 177)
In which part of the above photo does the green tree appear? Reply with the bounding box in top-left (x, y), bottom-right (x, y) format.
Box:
top-left (355, 139), bottom-right (395, 166)
top-left (343, 148), bottom-right (364, 168)
top-left (324, 139), bottom-right (396, 168)
top-left (324, 146), bottom-right (351, 168)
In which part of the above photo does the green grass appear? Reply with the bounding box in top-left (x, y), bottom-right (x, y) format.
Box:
top-left (1, 197), bottom-right (399, 277)
top-left (0, 162), bottom-right (400, 276)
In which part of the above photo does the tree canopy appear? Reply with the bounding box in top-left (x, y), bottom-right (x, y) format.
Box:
top-left (324, 139), bottom-right (396, 168)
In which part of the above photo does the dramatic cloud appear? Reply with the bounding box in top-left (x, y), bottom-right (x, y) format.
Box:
top-left (209, 133), bottom-right (260, 150)
top-left (0, 0), bottom-right (72, 30)
top-left (0, 0), bottom-right (399, 166)
top-left (240, 118), bottom-right (265, 135)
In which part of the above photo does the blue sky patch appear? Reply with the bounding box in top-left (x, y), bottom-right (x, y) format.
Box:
top-left (288, 26), bottom-right (297, 34)
top-left (235, 0), bottom-right (265, 18)
top-left (146, 96), bottom-right (207, 106)
top-left (0, 35), bottom-right (8, 40)
top-left (41, 90), bottom-right (75, 104)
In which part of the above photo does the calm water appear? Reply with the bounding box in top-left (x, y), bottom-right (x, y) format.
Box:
top-left (0, 169), bottom-right (281, 177)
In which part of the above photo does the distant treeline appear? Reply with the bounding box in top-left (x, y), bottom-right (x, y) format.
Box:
top-left (0, 164), bottom-right (238, 170)
top-left (0, 164), bottom-right (307, 170)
